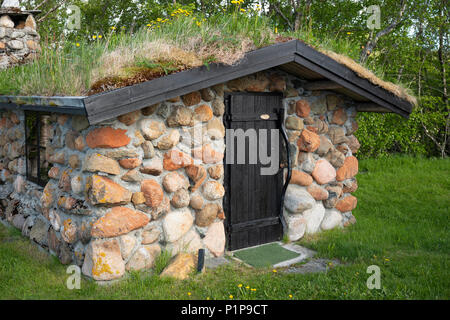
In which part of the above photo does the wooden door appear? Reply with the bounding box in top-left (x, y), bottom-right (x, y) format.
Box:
top-left (224, 92), bottom-right (284, 251)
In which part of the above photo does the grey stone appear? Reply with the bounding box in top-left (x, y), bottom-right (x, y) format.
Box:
top-left (205, 256), bottom-right (230, 270)
top-left (321, 209), bottom-right (343, 230)
top-left (72, 116), bottom-right (90, 131)
top-left (302, 203), bottom-right (325, 234)
top-left (29, 218), bottom-right (49, 246)
top-left (283, 258), bottom-right (341, 274)
top-left (284, 184), bottom-right (315, 214)
top-left (7, 40), bottom-right (24, 50)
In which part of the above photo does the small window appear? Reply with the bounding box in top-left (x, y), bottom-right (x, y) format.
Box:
top-left (25, 111), bottom-right (52, 187)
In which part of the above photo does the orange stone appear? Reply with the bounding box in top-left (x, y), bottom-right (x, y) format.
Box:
top-left (141, 179), bottom-right (164, 208)
top-left (181, 91), bottom-right (201, 106)
top-left (117, 110), bottom-right (141, 126)
top-left (347, 135), bottom-right (361, 154)
top-left (290, 170), bottom-right (313, 186)
top-left (311, 159), bottom-right (336, 185)
top-left (336, 156), bottom-right (358, 181)
top-left (86, 175), bottom-right (132, 205)
top-left (331, 108), bottom-right (348, 125)
top-left (192, 144), bottom-right (224, 164)
top-left (307, 185), bottom-right (329, 200)
top-left (335, 195), bottom-right (357, 212)
top-left (194, 105), bottom-right (213, 122)
top-left (297, 129), bottom-right (320, 152)
top-left (119, 158), bottom-right (142, 169)
top-left (163, 150), bottom-right (193, 171)
top-left (86, 127), bottom-right (131, 149)
top-left (91, 206), bottom-right (150, 238)
top-left (295, 100), bottom-right (311, 118)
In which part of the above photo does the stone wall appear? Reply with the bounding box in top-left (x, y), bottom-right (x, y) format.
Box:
top-left (0, 68), bottom-right (361, 281)
top-left (0, 13), bottom-right (40, 69)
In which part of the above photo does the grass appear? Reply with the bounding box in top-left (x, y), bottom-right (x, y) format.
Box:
top-left (0, 155), bottom-right (448, 299)
top-left (0, 8), bottom-right (415, 102)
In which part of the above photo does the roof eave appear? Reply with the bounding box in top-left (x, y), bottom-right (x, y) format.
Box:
top-left (0, 95), bottom-right (87, 115)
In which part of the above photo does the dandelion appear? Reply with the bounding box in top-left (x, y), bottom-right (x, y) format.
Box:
top-left (98, 35), bottom-right (102, 39)
top-left (110, 26), bottom-right (116, 30)
top-left (347, 32), bottom-right (352, 34)
top-left (75, 43), bottom-right (80, 47)
top-left (289, 294), bottom-right (293, 298)
top-left (275, 27), bottom-right (278, 34)
top-left (157, 18), bottom-right (162, 22)
top-left (187, 292), bottom-right (191, 296)
top-left (229, 295), bottom-right (233, 299)
top-left (92, 35), bottom-right (96, 40)
top-left (196, 21), bottom-right (201, 27)
top-left (245, 286), bottom-right (250, 289)
top-left (240, 8), bottom-right (246, 12)
top-left (385, 258), bottom-right (390, 262)
top-left (238, 284), bottom-right (243, 288)
top-left (206, 297), bottom-right (210, 300)
top-left (272, 269), bottom-right (277, 273)
top-left (251, 288), bottom-right (256, 292)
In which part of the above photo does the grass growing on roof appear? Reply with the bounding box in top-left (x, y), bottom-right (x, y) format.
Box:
top-left (0, 156), bottom-right (448, 299)
top-left (0, 7), bottom-right (415, 103)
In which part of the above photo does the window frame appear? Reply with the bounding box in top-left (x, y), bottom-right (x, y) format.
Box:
top-left (25, 111), bottom-right (51, 187)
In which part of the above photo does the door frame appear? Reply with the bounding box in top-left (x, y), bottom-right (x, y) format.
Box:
top-left (222, 91), bottom-right (289, 251)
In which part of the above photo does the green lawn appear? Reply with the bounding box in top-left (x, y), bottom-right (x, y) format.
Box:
top-left (0, 156), bottom-right (448, 299)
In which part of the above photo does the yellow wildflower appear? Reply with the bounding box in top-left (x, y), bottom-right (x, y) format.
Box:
top-left (229, 295), bottom-right (233, 299)
top-left (98, 35), bottom-right (102, 39)
top-left (238, 284), bottom-right (243, 288)
top-left (92, 35), bottom-right (96, 39)
top-left (275, 27), bottom-right (278, 34)
top-left (289, 294), bottom-right (293, 298)
top-left (251, 288), bottom-right (256, 292)
top-left (272, 269), bottom-right (277, 273)
top-left (240, 8), bottom-right (246, 12)
top-left (75, 43), bottom-right (80, 47)
top-left (110, 26), bottom-right (116, 30)
top-left (187, 292), bottom-right (191, 296)
top-left (246, 286), bottom-right (250, 289)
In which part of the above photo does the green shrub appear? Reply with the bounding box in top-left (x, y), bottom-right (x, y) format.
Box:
top-left (356, 96), bottom-right (448, 158)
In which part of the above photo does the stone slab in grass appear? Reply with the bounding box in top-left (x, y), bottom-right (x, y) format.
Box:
top-left (232, 243), bottom-right (301, 268)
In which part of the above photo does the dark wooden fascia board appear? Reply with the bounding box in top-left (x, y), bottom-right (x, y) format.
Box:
top-left (0, 102), bottom-right (87, 115)
top-left (83, 39), bottom-right (413, 124)
top-left (294, 40), bottom-right (413, 116)
top-left (0, 96), bottom-right (86, 115)
top-left (84, 41), bottom-right (298, 124)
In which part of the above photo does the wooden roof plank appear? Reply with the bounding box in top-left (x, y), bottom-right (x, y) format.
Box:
top-left (293, 54), bottom-right (409, 118)
top-left (295, 41), bottom-right (413, 113)
top-left (85, 41), bottom-right (298, 124)
top-left (83, 39), bottom-right (413, 123)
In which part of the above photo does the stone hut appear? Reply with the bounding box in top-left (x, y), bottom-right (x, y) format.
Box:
top-left (0, 38), bottom-right (415, 281)
top-left (0, 2), bottom-right (41, 69)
